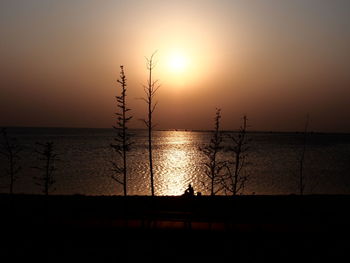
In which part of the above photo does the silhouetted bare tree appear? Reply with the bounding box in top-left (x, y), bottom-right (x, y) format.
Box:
top-left (299, 114), bottom-right (309, 195)
top-left (110, 65), bottom-right (133, 196)
top-left (200, 108), bottom-right (225, 195)
top-left (32, 142), bottom-right (59, 196)
top-left (0, 128), bottom-right (22, 194)
top-left (141, 52), bottom-right (160, 196)
top-left (223, 115), bottom-right (249, 195)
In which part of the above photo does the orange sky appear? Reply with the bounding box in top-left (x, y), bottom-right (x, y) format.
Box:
top-left (1, 0), bottom-right (349, 132)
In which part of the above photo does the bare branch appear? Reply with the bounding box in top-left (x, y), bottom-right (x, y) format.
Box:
top-left (222, 115), bottom-right (250, 195)
top-left (142, 51), bottom-right (160, 196)
top-left (199, 108), bottom-right (224, 195)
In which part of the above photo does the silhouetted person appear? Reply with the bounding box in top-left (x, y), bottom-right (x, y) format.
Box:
top-left (184, 184), bottom-right (194, 196)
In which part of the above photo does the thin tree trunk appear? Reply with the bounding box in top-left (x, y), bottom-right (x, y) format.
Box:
top-left (148, 60), bottom-right (155, 196)
top-left (149, 126), bottom-right (154, 196)
top-left (233, 148), bottom-right (240, 196)
top-left (123, 151), bottom-right (127, 196)
top-left (122, 90), bottom-right (127, 196)
top-left (9, 155), bottom-right (13, 195)
top-left (211, 151), bottom-right (217, 196)
top-left (299, 115), bottom-right (309, 195)
top-left (211, 166), bottom-right (214, 196)
top-left (45, 156), bottom-right (50, 196)
top-left (149, 95), bottom-right (154, 196)
top-left (231, 116), bottom-right (247, 196)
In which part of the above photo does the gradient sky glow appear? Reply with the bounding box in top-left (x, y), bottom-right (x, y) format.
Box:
top-left (1, 0), bottom-right (349, 132)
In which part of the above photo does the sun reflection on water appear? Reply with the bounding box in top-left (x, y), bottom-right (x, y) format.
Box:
top-left (157, 131), bottom-right (192, 196)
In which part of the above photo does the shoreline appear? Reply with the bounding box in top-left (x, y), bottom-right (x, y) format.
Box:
top-left (2, 193), bottom-right (350, 226)
top-left (1, 194), bottom-right (349, 261)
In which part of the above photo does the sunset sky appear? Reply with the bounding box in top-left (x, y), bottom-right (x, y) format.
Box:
top-left (1, 0), bottom-right (349, 132)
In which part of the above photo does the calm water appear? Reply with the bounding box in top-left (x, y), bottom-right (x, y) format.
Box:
top-left (1, 127), bottom-right (350, 195)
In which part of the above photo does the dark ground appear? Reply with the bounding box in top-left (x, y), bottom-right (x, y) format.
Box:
top-left (1, 194), bottom-right (350, 262)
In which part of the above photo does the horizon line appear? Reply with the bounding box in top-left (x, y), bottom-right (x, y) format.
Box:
top-left (1, 125), bottom-right (349, 135)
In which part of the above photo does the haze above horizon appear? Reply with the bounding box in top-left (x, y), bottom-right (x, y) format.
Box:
top-left (1, 0), bottom-right (349, 132)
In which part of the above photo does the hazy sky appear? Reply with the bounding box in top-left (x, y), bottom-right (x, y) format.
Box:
top-left (1, 0), bottom-right (349, 132)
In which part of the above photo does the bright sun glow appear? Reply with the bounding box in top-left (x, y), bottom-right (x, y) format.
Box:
top-left (168, 53), bottom-right (188, 73)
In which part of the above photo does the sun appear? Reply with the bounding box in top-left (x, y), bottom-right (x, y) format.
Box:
top-left (156, 49), bottom-right (202, 87)
top-left (168, 52), bottom-right (188, 73)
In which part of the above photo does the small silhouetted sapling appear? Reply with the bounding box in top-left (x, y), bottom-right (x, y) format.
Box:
top-left (200, 108), bottom-right (225, 195)
top-left (110, 65), bottom-right (133, 196)
top-left (32, 142), bottom-right (59, 196)
top-left (223, 115), bottom-right (250, 195)
top-left (140, 52), bottom-right (160, 196)
top-left (299, 114), bottom-right (309, 195)
top-left (0, 128), bottom-right (22, 194)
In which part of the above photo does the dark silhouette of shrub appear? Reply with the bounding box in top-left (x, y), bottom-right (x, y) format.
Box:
top-left (32, 142), bottom-right (59, 196)
top-left (222, 115), bottom-right (250, 195)
top-left (299, 114), bottom-right (309, 195)
top-left (200, 108), bottom-right (225, 195)
top-left (0, 128), bottom-right (22, 194)
top-left (110, 65), bottom-right (133, 196)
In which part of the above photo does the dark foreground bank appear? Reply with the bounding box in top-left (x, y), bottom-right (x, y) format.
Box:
top-left (1, 194), bottom-right (350, 262)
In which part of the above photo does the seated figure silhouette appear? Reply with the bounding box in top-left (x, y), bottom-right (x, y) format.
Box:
top-left (184, 184), bottom-right (194, 197)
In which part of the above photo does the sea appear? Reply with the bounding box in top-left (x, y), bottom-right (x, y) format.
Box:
top-left (1, 127), bottom-right (349, 196)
